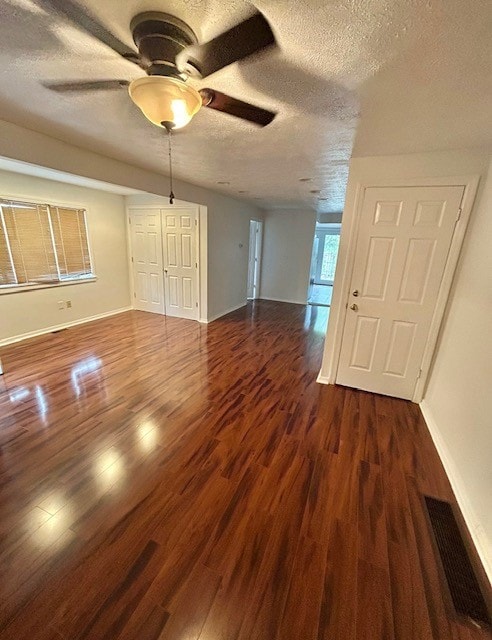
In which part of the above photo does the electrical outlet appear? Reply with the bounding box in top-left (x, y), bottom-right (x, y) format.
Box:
top-left (66, 300), bottom-right (72, 309)
top-left (58, 301), bottom-right (65, 310)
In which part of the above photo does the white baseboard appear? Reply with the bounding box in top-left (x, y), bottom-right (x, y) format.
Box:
top-left (206, 302), bottom-right (247, 324)
top-left (420, 400), bottom-right (492, 584)
top-left (0, 306), bottom-right (133, 347)
top-left (316, 373), bottom-right (331, 385)
top-left (258, 296), bottom-right (307, 305)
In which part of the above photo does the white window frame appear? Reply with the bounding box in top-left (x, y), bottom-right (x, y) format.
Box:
top-left (0, 192), bottom-right (97, 295)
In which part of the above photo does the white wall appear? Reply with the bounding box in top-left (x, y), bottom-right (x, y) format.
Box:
top-left (0, 169), bottom-right (130, 343)
top-left (260, 209), bottom-right (316, 304)
top-left (422, 157), bottom-right (492, 581)
top-left (207, 201), bottom-right (260, 320)
top-left (0, 119), bottom-right (262, 323)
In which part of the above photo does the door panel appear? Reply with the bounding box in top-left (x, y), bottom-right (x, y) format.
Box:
top-left (162, 209), bottom-right (198, 320)
top-left (337, 185), bottom-right (463, 400)
top-left (167, 234), bottom-right (178, 266)
top-left (182, 277), bottom-right (193, 309)
top-left (130, 210), bottom-right (165, 314)
top-left (181, 234), bottom-right (192, 267)
top-left (350, 316), bottom-right (380, 370)
top-left (361, 237), bottom-right (394, 298)
top-left (383, 321), bottom-right (416, 377)
top-left (168, 276), bottom-right (179, 307)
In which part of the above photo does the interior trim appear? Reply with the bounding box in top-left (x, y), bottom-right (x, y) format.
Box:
top-left (0, 306), bottom-right (133, 347)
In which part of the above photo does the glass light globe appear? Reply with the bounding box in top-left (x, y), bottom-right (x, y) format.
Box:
top-left (128, 76), bottom-right (202, 129)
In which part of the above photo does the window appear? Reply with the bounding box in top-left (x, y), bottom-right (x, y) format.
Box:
top-left (0, 198), bottom-right (93, 289)
top-left (320, 233), bottom-right (340, 282)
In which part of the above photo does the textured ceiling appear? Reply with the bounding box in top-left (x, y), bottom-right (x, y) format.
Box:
top-left (0, 0), bottom-right (490, 212)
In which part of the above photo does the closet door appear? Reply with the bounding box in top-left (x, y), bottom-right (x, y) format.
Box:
top-left (162, 209), bottom-right (199, 320)
top-left (129, 209), bottom-right (165, 314)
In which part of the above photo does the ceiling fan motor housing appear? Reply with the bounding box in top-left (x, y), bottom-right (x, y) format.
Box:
top-left (130, 12), bottom-right (198, 77)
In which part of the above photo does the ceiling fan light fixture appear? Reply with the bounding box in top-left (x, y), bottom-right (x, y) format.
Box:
top-left (128, 76), bottom-right (202, 129)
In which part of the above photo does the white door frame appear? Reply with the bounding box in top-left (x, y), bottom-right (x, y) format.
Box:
top-left (318, 175), bottom-right (480, 402)
top-left (247, 219), bottom-right (263, 300)
top-left (126, 199), bottom-right (207, 323)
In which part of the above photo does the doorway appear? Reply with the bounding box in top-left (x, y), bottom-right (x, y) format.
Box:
top-left (308, 223), bottom-right (341, 307)
top-left (128, 204), bottom-right (201, 321)
top-left (247, 220), bottom-right (262, 300)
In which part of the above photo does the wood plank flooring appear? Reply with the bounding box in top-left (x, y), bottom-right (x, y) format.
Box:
top-left (0, 301), bottom-right (489, 640)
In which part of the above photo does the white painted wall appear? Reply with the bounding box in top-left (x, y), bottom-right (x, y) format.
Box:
top-left (260, 209), bottom-right (316, 304)
top-left (0, 119), bottom-right (262, 323)
top-left (207, 200), bottom-right (259, 320)
top-left (422, 157), bottom-right (492, 581)
top-left (0, 169), bottom-right (130, 343)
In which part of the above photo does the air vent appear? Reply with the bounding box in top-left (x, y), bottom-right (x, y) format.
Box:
top-left (425, 496), bottom-right (491, 626)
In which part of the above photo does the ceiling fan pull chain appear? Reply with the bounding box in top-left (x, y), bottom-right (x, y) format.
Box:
top-left (167, 128), bottom-right (175, 205)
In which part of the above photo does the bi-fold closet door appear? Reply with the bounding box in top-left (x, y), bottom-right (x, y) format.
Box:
top-left (129, 207), bottom-right (199, 320)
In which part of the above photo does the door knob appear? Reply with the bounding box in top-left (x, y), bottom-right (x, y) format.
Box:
top-left (352, 289), bottom-right (359, 297)
top-left (350, 303), bottom-right (358, 311)
top-left (164, 268), bottom-right (168, 274)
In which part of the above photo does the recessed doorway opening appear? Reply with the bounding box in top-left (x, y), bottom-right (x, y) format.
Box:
top-left (247, 219), bottom-right (263, 300)
top-left (308, 223), bottom-right (341, 307)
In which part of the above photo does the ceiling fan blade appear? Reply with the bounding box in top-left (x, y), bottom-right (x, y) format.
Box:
top-left (176, 11), bottom-right (275, 78)
top-left (43, 80), bottom-right (130, 93)
top-left (35, 0), bottom-right (142, 67)
top-left (200, 89), bottom-right (276, 126)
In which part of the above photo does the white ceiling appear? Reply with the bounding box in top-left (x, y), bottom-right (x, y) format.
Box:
top-left (0, 0), bottom-right (490, 212)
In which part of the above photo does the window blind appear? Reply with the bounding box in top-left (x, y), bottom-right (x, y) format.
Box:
top-left (49, 207), bottom-right (92, 278)
top-left (0, 209), bottom-right (16, 285)
top-left (1, 201), bottom-right (58, 284)
top-left (0, 198), bottom-right (93, 287)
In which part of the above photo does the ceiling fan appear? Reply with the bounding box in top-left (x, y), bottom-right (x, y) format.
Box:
top-left (40, 0), bottom-right (278, 130)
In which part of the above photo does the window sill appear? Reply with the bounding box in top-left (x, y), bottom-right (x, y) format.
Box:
top-left (0, 276), bottom-right (97, 295)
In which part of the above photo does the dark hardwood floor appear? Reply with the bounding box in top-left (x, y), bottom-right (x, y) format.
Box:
top-left (0, 301), bottom-right (489, 640)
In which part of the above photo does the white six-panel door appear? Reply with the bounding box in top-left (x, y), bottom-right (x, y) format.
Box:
top-left (130, 209), bottom-right (165, 314)
top-left (337, 185), bottom-right (464, 400)
top-left (162, 209), bottom-right (198, 320)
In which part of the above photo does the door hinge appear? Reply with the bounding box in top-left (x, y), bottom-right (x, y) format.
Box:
top-left (196, 302), bottom-right (198, 307)
top-left (417, 368), bottom-right (423, 379)
top-left (133, 292), bottom-right (136, 298)
top-left (195, 262), bottom-right (198, 268)
top-left (131, 256), bottom-right (134, 263)
top-left (456, 207), bottom-right (462, 222)
top-left (195, 219), bottom-right (198, 226)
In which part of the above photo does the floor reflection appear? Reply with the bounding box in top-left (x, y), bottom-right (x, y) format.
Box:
top-left (137, 421), bottom-right (159, 454)
top-left (8, 384), bottom-right (48, 424)
top-left (71, 356), bottom-right (104, 398)
top-left (303, 303), bottom-right (329, 335)
top-left (93, 447), bottom-right (125, 491)
top-left (28, 506), bottom-right (70, 548)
